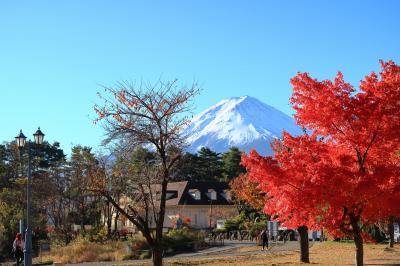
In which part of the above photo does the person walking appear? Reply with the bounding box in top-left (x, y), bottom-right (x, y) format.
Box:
top-left (260, 229), bottom-right (269, 250)
top-left (13, 233), bottom-right (24, 266)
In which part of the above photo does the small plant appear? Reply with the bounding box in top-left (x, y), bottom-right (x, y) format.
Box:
top-left (162, 228), bottom-right (206, 255)
top-left (223, 213), bottom-right (246, 231)
top-left (85, 227), bottom-right (108, 242)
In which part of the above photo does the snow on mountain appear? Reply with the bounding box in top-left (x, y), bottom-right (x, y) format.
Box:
top-left (182, 96), bottom-right (303, 155)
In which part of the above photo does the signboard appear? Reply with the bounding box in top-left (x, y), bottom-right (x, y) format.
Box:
top-left (40, 242), bottom-right (51, 252)
top-left (394, 223), bottom-right (400, 242)
top-left (38, 242), bottom-right (51, 264)
top-left (216, 220), bottom-right (225, 229)
top-left (268, 221), bottom-right (278, 236)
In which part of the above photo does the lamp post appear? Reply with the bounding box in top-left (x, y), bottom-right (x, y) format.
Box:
top-left (15, 127), bottom-right (45, 266)
top-left (209, 199), bottom-right (213, 229)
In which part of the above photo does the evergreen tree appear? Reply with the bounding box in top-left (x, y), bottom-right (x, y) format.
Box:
top-left (222, 147), bottom-right (245, 181)
top-left (68, 146), bottom-right (101, 229)
top-left (173, 153), bottom-right (203, 181)
top-left (197, 147), bottom-right (223, 181)
top-left (0, 141), bottom-right (67, 257)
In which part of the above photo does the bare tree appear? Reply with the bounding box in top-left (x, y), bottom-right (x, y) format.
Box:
top-left (92, 79), bottom-right (200, 266)
top-left (95, 154), bottom-right (124, 237)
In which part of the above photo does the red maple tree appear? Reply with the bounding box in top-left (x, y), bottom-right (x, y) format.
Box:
top-left (230, 173), bottom-right (266, 210)
top-left (242, 61), bottom-right (400, 266)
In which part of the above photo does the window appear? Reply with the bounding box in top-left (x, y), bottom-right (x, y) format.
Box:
top-left (207, 189), bottom-right (217, 200)
top-left (221, 189), bottom-right (231, 201)
top-left (189, 189), bottom-right (201, 200)
top-left (166, 190), bottom-right (178, 200)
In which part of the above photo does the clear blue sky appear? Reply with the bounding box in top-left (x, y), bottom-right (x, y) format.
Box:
top-left (1, 0), bottom-right (399, 154)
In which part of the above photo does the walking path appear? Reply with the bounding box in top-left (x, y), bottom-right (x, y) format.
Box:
top-left (174, 240), bottom-right (300, 258)
top-left (173, 240), bottom-right (256, 258)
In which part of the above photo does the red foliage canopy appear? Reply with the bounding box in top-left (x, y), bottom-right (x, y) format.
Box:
top-left (242, 61), bottom-right (400, 237)
top-left (230, 173), bottom-right (266, 210)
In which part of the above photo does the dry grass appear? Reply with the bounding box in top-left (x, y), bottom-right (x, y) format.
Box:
top-left (40, 239), bottom-right (129, 263)
top-left (305, 241), bottom-right (400, 266)
top-left (127, 242), bottom-right (400, 266)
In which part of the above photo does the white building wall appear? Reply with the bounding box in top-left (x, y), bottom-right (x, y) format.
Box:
top-left (107, 204), bottom-right (237, 231)
top-left (164, 205), bottom-right (237, 229)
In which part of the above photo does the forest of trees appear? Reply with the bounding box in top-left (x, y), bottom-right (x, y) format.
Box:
top-left (0, 140), bottom-right (244, 258)
top-left (174, 147), bottom-right (245, 182)
top-left (0, 142), bottom-right (105, 258)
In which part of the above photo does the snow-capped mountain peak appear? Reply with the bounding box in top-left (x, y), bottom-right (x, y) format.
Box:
top-left (182, 96), bottom-right (302, 155)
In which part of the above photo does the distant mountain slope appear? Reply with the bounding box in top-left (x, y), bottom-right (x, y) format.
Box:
top-left (182, 96), bottom-right (303, 155)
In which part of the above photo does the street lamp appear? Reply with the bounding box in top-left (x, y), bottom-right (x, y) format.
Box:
top-left (15, 127), bottom-right (45, 266)
top-left (33, 128), bottom-right (45, 145)
top-left (209, 199), bottom-right (213, 229)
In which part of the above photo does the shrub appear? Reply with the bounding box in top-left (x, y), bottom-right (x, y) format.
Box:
top-left (163, 228), bottom-right (206, 255)
top-left (82, 227), bottom-right (108, 242)
top-left (248, 221), bottom-right (268, 238)
top-left (139, 250), bottom-right (152, 259)
top-left (128, 235), bottom-right (149, 251)
top-left (224, 214), bottom-right (245, 231)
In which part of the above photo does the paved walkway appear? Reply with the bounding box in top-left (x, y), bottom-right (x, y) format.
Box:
top-left (173, 240), bottom-right (300, 258)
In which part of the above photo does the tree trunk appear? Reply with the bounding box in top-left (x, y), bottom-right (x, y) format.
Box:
top-left (152, 245), bottom-right (163, 266)
top-left (354, 233), bottom-right (363, 266)
top-left (389, 222), bottom-right (395, 248)
top-left (298, 225), bottom-right (310, 263)
top-left (114, 210), bottom-right (120, 232)
top-left (350, 214), bottom-right (363, 266)
top-left (106, 203), bottom-right (112, 236)
top-left (320, 229), bottom-right (324, 242)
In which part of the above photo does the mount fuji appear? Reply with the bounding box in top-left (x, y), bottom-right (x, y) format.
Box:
top-left (182, 96), bottom-right (303, 155)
